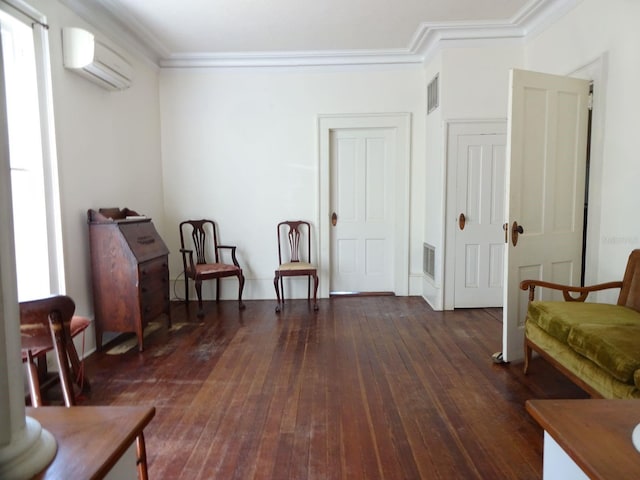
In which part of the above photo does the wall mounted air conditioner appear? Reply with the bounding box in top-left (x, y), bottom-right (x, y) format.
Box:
top-left (62, 27), bottom-right (133, 91)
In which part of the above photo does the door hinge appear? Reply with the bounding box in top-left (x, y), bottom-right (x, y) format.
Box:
top-left (588, 91), bottom-right (594, 111)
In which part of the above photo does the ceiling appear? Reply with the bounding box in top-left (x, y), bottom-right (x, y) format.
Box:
top-left (61, 0), bottom-right (573, 67)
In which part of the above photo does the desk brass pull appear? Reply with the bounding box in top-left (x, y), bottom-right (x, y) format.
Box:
top-left (331, 212), bottom-right (338, 226)
top-left (137, 235), bottom-right (155, 245)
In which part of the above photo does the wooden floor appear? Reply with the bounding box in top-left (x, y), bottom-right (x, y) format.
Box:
top-left (79, 296), bottom-right (587, 479)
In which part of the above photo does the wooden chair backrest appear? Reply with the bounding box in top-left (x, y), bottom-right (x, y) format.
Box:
top-left (180, 219), bottom-right (219, 264)
top-left (277, 221), bottom-right (311, 265)
top-left (20, 295), bottom-right (75, 351)
top-left (618, 249), bottom-right (640, 311)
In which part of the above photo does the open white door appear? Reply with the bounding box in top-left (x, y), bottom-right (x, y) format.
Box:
top-left (502, 69), bottom-right (590, 362)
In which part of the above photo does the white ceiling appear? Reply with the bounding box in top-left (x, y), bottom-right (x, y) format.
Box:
top-left (61, 0), bottom-right (574, 67)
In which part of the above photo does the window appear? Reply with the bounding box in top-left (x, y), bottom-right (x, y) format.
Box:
top-left (0, 2), bottom-right (64, 301)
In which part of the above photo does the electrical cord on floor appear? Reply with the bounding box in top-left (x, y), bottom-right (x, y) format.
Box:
top-left (171, 270), bottom-right (185, 302)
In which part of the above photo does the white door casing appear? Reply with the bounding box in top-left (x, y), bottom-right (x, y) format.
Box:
top-left (453, 132), bottom-right (507, 307)
top-left (318, 113), bottom-right (411, 298)
top-left (329, 128), bottom-right (395, 293)
top-left (502, 69), bottom-right (590, 362)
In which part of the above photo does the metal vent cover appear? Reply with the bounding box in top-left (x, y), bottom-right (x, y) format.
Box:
top-left (427, 74), bottom-right (439, 114)
top-left (423, 243), bottom-right (435, 279)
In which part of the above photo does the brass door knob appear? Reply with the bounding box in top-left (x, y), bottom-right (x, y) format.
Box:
top-left (511, 221), bottom-right (524, 246)
top-left (458, 213), bottom-right (466, 230)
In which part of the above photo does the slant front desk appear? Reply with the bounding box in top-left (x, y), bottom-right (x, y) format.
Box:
top-left (88, 208), bottom-right (171, 352)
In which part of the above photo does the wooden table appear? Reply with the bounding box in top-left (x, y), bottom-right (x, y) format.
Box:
top-left (526, 399), bottom-right (640, 480)
top-left (28, 405), bottom-right (155, 480)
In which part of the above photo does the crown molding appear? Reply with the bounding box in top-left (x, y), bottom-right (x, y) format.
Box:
top-left (60, 0), bottom-right (582, 69)
top-left (57, 0), bottom-right (165, 67)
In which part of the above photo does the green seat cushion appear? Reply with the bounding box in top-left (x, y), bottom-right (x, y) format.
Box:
top-left (567, 324), bottom-right (640, 384)
top-left (527, 301), bottom-right (640, 343)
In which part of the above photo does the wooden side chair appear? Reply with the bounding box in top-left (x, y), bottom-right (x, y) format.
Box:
top-left (20, 294), bottom-right (151, 480)
top-left (20, 295), bottom-right (90, 408)
top-left (179, 219), bottom-right (245, 316)
top-left (274, 220), bottom-right (319, 312)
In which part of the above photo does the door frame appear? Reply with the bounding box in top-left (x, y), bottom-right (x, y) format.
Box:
top-left (443, 119), bottom-right (507, 310)
top-left (318, 113), bottom-right (411, 298)
top-left (570, 54), bottom-right (606, 292)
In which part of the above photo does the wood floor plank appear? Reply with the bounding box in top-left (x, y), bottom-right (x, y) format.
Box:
top-left (78, 297), bottom-right (587, 479)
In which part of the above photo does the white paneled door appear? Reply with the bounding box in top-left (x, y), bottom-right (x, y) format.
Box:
top-left (454, 133), bottom-right (507, 307)
top-left (330, 128), bottom-right (395, 293)
top-left (502, 69), bottom-right (590, 362)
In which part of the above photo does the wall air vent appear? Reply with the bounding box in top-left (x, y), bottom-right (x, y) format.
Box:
top-left (423, 243), bottom-right (435, 279)
top-left (427, 74), bottom-right (439, 114)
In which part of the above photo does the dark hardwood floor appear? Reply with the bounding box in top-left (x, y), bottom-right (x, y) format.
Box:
top-left (79, 296), bottom-right (587, 479)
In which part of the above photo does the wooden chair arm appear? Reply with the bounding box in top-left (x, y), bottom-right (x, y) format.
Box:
top-left (216, 245), bottom-right (240, 268)
top-left (520, 279), bottom-right (624, 302)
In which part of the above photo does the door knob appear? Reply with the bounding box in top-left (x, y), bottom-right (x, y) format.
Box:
top-left (511, 221), bottom-right (524, 247)
top-left (331, 212), bottom-right (338, 226)
top-left (458, 213), bottom-right (466, 230)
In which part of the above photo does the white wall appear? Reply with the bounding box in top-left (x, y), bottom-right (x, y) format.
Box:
top-left (422, 42), bottom-right (523, 308)
top-left (160, 65), bottom-right (426, 300)
top-left (524, 0), bottom-right (640, 301)
top-left (422, 51), bottom-right (444, 308)
top-left (26, 0), bottom-right (163, 353)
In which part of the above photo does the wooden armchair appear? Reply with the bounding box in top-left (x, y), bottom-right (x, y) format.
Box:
top-left (519, 249), bottom-right (640, 398)
top-left (520, 249), bottom-right (640, 307)
top-left (179, 219), bottom-right (245, 316)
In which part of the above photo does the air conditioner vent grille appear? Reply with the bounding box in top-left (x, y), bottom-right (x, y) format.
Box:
top-left (427, 74), bottom-right (439, 114)
top-left (423, 243), bottom-right (435, 279)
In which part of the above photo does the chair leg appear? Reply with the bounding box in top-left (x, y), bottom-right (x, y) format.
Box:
top-left (96, 324), bottom-right (104, 352)
top-left (238, 273), bottom-right (246, 310)
top-left (274, 274), bottom-right (282, 313)
top-left (312, 273), bottom-right (319, 311)
top-left (136, 432), bottom-right (149, 480)
top-left (64, 327), bottom-right (90, 394)
top-left (26, 351), bottom-right (43, 407)
top-left (49, 313), bottom-right (76, 407)
top-left (195, 278), bottom-right (204, 316)
top-left (280, 277), bottom-right (285, 307)
top-left (524, 338), bottom-right (532, 375)
top-left (184, 276), bottom-right (189, 304)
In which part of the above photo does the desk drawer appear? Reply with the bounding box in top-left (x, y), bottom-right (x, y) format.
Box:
top-left (141, 286), bottom-right (169, 321)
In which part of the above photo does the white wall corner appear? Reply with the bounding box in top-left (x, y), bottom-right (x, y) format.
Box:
top-left (57, 0), bottom-right (165, 67)
top-left (422, 276), bottom-right (443, 311)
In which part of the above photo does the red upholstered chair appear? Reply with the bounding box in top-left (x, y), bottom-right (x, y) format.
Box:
top-left (179, 219), bottom-right (245, 316)
top-left (274, 220), bottom-right (319, 312)
top-left (20, 295), bottom-right (90, 407)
